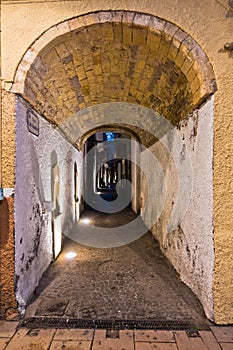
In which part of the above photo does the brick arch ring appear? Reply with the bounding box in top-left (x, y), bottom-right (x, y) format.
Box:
top-left (11, 10), bottom-right (217, 113)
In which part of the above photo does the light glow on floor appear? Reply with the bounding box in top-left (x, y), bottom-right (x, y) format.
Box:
top-left (65, 251), bottom-right (77, 259)
top-left (82, 218), bottom-right (90, 224)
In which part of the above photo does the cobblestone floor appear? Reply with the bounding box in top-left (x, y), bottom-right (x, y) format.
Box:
top-left (1, 322), bottom-right (233, 350)
top-left (25, 208), bottom-right (208, 328)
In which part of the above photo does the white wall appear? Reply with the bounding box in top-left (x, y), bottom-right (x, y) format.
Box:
top-left (15, 97), bottom-right (83, 314)
top-left (141, 97), bottom-right (214, 320)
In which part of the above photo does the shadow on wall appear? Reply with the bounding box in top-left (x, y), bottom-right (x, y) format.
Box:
top-left (0, 198), bottom-right (10, 247)
top-left (30, 140), bottom-right (45, 205)
top-left (62, 149), bottom-right (76, 236)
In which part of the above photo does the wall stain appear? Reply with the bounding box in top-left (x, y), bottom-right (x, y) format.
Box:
top-left (25, 256), bottom-right (34, 271)
top-left (15, 275), bottom-right (20, 291)
top-left (175, 225), bottom-right (184, 250)
top-left (23, 199), bottom-right (44, 272)
top-left (186, 245), bottom-right (191, 258)
top-left (180, 144), bottom-right (186, 161)
top-left (226, 0), bottom-right (233, 17)
top-left (192, 245), bottom-right (198, 270)
top-left (189, 110), bottom-right (199, 148)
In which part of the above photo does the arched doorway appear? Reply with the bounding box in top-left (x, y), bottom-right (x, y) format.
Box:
top-left (83, 131), bottom-right (138, 213)
top-left (12, 10), bottom-right (216, 321)
top-left (51, 163), bottom-right (61, 259)
top-left (74, 162), bottom-right (79, 223)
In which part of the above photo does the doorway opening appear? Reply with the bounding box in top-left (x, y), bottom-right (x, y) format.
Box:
top-left (74, 162), bottom-right (79, 223)
top-left (51, 163), bottom-right (61, 259)
top-left (12, 9), bottom-right (217, 322)
top-left (83, 130), bottom-right (139, 215)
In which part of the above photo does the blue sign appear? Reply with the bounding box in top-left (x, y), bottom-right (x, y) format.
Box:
top-left (27, 110), bottom-right (39, 136)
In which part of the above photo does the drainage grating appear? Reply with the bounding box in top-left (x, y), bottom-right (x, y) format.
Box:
top-left (19, 317), bottom-right (209, 331)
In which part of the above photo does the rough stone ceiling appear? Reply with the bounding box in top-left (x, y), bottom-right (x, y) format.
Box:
top-left (14, 11), bottom-right (216, 146)
top-left (25, 22), bottom-right (192, 125)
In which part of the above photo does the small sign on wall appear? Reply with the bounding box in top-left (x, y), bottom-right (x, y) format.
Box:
top-left (27, 110), bottom-right (39, 136)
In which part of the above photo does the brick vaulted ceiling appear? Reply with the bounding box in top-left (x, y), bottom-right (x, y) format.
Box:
top-left (13, 11), bottom-right (216, 144)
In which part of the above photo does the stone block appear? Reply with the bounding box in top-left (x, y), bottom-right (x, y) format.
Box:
top-left (57, 21), bottom-right (71, 36)
top-left (149, 16), bottom-right (166, 34)
top-left (159, 37), bottom-right (171, 56)
top-left (123, 26), bottom-right (132, 45)
top-left (164, 22), bottom-right (179, 40)
top-left (199, 331), bottom-right (222, 350)
top-left (0, 338), bottom-right (10, 350)
top-left (111, 10), bottom-right (124, 24)
top-left (190, 74), bottom-right (202, 95)
top-left (0, 321), bottom-right (18, 337)
top-left (133, 27), bottom-right (147, 46)
top-left (50, 340), bottom-right (91, 350)
top-left (82, 12), bottom-right (99, 27)
top-left (101, 23), bottom-right (114, 42)
top-left (5, 328), bottom-right (56, 350)
top-left (135, 330), bottom-right (175, 342)
top-left (113, 23), bottom-right (123, 42)
top-left (175, 43), bottom-right (190, 68)
top-left (98, 11), bottom-right (113, 24)
top-left (55, 43), bottom-right (70, 60)
top-left (55, 329), bottom-right (94, 341)
top-left (122, 11), bottom-right (135, 26)
top-left (181, 55), bottom-right (194, 76)
top-left (68, 17), bottom-right (83, 31)
top-left (135, 343), bottom-right (178, 350)
top-left (147, 31), bottom-right (161, 52)
top-left (92, 330), bottom-right (134, 350)
top-left (220, 344), bottom-right (233, 350)
top-left (210, 327), bottom-right (233, 343)
top-left (134, 13), bottom-right (151, 27)
top-left (186, 67), bottom-right (197, 82)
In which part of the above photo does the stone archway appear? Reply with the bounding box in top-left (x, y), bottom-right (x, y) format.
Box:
top-left (11, 11), bottom-right (217, 320)
top-left (12, 10), bottom-right (216, 123)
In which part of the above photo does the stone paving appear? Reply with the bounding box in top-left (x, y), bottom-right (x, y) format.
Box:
top-left (0, 321), bottom-right (233, 350)
top-left (25, 208), bottom-right (207, 327)
top-left (1, 208), bottom-right (233, 349)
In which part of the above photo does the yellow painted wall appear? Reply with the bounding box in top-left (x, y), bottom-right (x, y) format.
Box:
top-left (0, 197), bottom-right (18, 319)
top-left (1, 0), bottom-right (233, 323)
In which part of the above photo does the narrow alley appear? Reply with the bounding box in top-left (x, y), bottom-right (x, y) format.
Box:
top-left (25, 208), bottom-right (207, 329)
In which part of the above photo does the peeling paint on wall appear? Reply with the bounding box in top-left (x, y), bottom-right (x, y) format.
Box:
top-left (141, 97), bottom-right (214, 320)
top-left (15, 97), bottom-right (83, 314)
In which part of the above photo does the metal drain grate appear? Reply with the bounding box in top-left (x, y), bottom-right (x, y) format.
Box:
top-left (19, 317), bottom-right (209, 331)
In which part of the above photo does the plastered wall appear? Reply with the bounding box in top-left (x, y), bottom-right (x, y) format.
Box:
top-left (14, 97), bottom-right (83, 313)
top-left (141, 98), bottom-right (214, 320)
top-left (0, 195), bottom-right (18, 319)
top-left (1, 91), bottom-right (16, 187)
top-left (1, 0), bottom-right (233, 323)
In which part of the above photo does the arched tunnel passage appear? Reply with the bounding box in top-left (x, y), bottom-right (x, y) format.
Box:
top-left (17, 99), bottom-right (212, 327)
top-left (84, 131), bottom-right (134, 210)
top-left (13, 10), bottom-right (216, 323)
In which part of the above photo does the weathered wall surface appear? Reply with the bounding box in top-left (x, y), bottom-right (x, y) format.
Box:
top-left (141, 98), bottom-right (214, 320)
top-left (1, 0), bottom-right (233, 323)
top-left (15, 97), bottom-right (83, 313)
top-left (1, 0), bottom-right (232, 86)
top-left (1, 91), bottom-right (16, 188)
top-left (0, 194), bottom-right (18, 319)
top-left (212, 52), bottom-right (233, 324)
